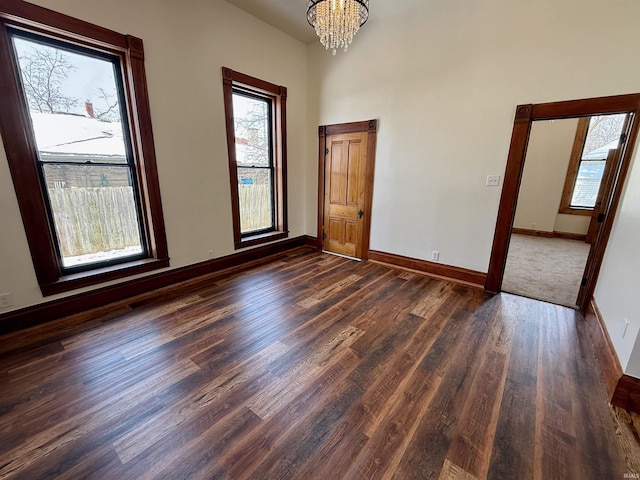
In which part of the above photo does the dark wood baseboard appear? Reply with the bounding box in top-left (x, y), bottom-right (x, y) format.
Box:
top-left (512, 227), bottom-right (554, 238)
top-left (368, 250), bottom-right (486, 288)
top-left (305, 235), bottom-right (321, 249)
top-left (585, 298), bottom-right (640, 414)
top-left (0, 236), bottom-right (309, 336)
top-left (554, 231), bottom-right (588, 241)
top-left (612, 375), bottom-right (640, 413)
top-left (512, 227), bottom-right (587, 242)
top-left (586, 299), bottom-right (624, 399)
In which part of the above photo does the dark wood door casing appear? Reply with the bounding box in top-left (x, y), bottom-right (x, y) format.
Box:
top-left (486, 94), bottom-right (640, 313)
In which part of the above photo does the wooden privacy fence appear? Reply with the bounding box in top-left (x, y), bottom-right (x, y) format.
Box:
top-left (48, 187), bottom-right (141, 258)
top-left (48, 184), bottom-right (273, 258)
top-left (238, 184), bottom-right (272, 232)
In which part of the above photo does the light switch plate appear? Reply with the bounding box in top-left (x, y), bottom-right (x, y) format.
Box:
top-left (486, 175), bottom-right (500, 186)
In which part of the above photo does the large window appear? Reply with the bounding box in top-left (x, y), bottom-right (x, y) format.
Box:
top-left (222, 67), bottom-right (288, 249)
top-left (559, 114), bottom-right (627, 215)
top-left (0, 1), bottom-right (168, 295)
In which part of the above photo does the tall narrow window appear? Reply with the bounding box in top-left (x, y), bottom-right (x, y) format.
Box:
top-left (0, 1), bottom-right (168, 295)
top-left (222, 68), bottom-right (288, 249)
top-left (560, 114), bottom-right (627, 214)
top-left (11, 33), bottom-right (146, 271)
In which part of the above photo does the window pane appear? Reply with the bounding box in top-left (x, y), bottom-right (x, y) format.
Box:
top-left (570, 160), bottom-right (605, 208)
top-left (43, 164), bottom-right (144, 268)
top-left (582, 114), bottom-right (626, 159)
top-left (238, 167), bottom-right (274, 233)
top-left (233, 93), bottom-right (271, 167)
top-left (10, 34), bottom-right (147, 271)
top-left (12, 36), bottom-right (127, 164)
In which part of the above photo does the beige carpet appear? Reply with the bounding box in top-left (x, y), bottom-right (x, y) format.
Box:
top-left (502, 234), bottom-right (591, 308)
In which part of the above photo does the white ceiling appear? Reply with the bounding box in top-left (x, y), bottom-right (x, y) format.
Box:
top-left (224, 1), bottom-right (426, 45)
top-left (225, 0), bottom-right (318, 44)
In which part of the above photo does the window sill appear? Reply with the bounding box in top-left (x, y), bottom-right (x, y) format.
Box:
top-left (558, 207), bottom-right (594, 216)
top-left (234, 231), bottom-right (288, 250)
top-left (40, 257), bottom-right (170, 296)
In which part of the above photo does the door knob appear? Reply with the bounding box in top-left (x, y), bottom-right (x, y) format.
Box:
top-left (358, 209), bottom-right (364, 219)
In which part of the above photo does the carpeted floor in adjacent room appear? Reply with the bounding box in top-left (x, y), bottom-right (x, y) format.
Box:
top-left (502, 233), bottom-right (591, 308)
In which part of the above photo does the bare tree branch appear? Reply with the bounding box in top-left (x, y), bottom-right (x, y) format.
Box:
top-left (18, 46), bottom-right (78, 114)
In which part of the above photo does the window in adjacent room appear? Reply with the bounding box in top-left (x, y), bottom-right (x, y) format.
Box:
top-left (222, 67), bottom-right (288, 249)
top-left (0, 1), bottom-right (169, 295)
top-left (559, 114), bottom-right (627, 215)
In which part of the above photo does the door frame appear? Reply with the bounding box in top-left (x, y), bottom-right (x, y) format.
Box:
top-left (316, 119), bottom-right (378, 259)
top-left (485, 94), bottom-right (640, 313)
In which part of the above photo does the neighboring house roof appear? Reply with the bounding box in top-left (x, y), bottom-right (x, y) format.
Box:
top-left (582, 139), bottom-right (619, 161)
top-left (30, 111), bottom-right (126, 162)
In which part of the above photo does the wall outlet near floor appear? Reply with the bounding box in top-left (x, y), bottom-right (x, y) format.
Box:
top-left (0, 293), bottom-right (12, 309)
top-left (208, 249), bottom-right (215, 259)
top-left (623, 318), bottom-right (630, 339)
top-left (431, 251), bottom-right (440, 261)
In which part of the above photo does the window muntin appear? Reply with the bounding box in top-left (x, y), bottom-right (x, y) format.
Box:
top-left (232, 91), bottom-right (275, 235)
top-left (10, 32), bottom-right (147, 272)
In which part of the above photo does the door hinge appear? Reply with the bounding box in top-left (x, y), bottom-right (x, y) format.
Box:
top-left (325, 148), bottom-right (329, 155)
top-left (322, 231), bottom-right (327, 240)
top-left (597, 212), bottom-right (605, 223)
top-left (620, 132), bottom-right (627, 144)
top-left (581, 277), bottom-right (588, 287)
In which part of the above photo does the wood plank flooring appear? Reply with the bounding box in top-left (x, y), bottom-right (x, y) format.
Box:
top-left (0, 247), bottom-right (635, 479)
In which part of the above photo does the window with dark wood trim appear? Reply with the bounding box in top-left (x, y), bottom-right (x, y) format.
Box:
top-left (222, 67), bottom-right (288, 249)
top-left (0, 0), bottom-right (169, 296)
top-left (559, 114), bottom-right (627, 216)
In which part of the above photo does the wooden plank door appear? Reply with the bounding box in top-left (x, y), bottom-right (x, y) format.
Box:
top-left (323, 132), bottom-right (368, 258)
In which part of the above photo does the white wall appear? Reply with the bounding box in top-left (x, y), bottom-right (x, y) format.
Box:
top-left (554, 214), bottom-right (590, 236)
top-left (306, 0), bottom-right (640, 272)
top-left (513, 119), bottom-right (578, 234)
top-left (0, 0), bottom-right (307, 312)
top-left (594, 141), bottom-right (640, 375)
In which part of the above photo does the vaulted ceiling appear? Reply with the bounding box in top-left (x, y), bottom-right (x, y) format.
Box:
top-left (224, 1), bottom-right (427, 45)
top-left (225, 0), bottom-right (318, 43)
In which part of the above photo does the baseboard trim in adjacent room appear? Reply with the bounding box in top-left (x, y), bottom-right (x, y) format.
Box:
top-left (512, 227), bottom-right (587, 242)
top-left (0, 236), bottom-right (310, 336)
top-left (553, 231), bottom-right (588, 241)
top-left (586, 299), bottom-right (624, 399)
top-left (368, 250), bottom-right (486, 288)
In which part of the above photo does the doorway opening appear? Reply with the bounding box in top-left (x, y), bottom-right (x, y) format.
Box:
top-left (316, 120), bottom-right (378, 260)
top-left (486, 95), bottom-right (640, 313)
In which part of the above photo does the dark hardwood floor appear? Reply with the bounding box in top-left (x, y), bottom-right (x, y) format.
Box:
top-left (0, 247), bottom-right (634, 479)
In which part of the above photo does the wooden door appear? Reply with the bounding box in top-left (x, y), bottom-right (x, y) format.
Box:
top-left (323, 132), bottom-right (368, 258)
top-left (585, 148), bottom-right (619, 244)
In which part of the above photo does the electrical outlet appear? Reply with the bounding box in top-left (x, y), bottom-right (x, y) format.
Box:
top-left (431, 251), bottom-right (440, 261)
top-left (207, 249), bottom-right (215, 259)
top-left (0, 293), bottom-right (12, 309)
top-left (486, 175), bottom-right (500, 186)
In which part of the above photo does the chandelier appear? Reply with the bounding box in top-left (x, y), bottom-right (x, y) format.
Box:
top-left (307, 0), bottom-right (369, 55)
